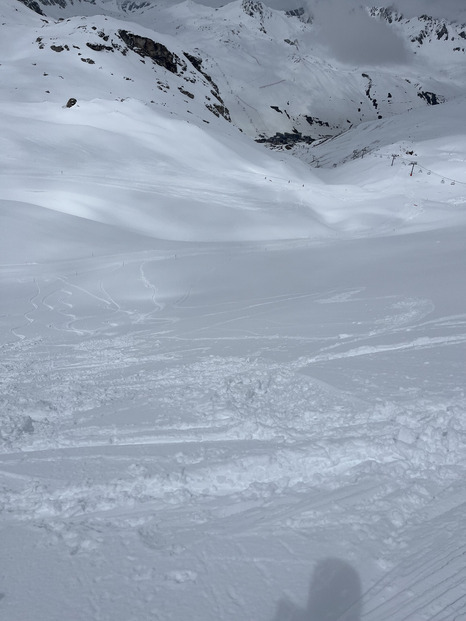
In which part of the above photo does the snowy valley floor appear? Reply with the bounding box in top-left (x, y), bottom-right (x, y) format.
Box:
top-left (1, 218), bottom-right (466, 620)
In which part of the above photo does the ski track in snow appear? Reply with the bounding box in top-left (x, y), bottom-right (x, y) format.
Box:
top-left (2, 237), bottom-right (466, 620)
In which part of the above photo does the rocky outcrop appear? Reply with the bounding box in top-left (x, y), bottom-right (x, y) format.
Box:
top-left (410, 16), bottom-right (455, 45)
top-left (417, 91), bottom-right (445, 105)
top-left (305, 116), bottom-right (329, 128)
top-left (16, 0), bottom-right (45, 15)
top-left (362, 73), bottom-right (379, 111)
top-left (436, 24), bottom-right (449, 40)
top-left (285, 7), bottom-right (312, 24)
top-left (242, 0), bottom-right (265, 20)
top-left (120, 1), bottom-right (150, 11)
top-left (241, 0), bottom-right (270, 33)
top-left (86, 42), bottom-right (114, 52)
top-left (118, 30), bottom-right (185, 74)
top-left (30, 0), bottom-right (72, 8)
top-left (370, 7), bottom-right (403, 24)
top-left (256, 131), bottom-right (314, 149)
top-left (184, 52), bottom-right (231, 122)
top-left (184, 53), bottom-right (212, 84)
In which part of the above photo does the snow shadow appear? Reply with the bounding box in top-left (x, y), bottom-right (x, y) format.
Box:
top-left (272, 558), bottom-right (362, 621)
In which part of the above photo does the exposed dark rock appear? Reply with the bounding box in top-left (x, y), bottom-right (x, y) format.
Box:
top-left (179, 87), bottom-right (194, 99)
top-left (120, 1), bottom-right (151, 10)
top-left (417, 91), bottom-right (445, 105)
top-left (285, 7), bottom-right (304, 18)
top-left (436, 24), bottom-right (449, 40)
top-left (256, 131), bottom-right (314, 147)
top-left (241, 0), bottom-right (268, 32)
top-left (360, 73), bottom-right (386, 113)
top-left (50, 44), bottom-right (67, 52)
top-left (81, 57), bottom-right (95, 64)
top-left (211, 89), bottom-right (226, 106)
top-left (305, 116), bottom-right (329, 128)
top-left (285, 7), bottom-right (312, 24)
top-left (16, 0), bottom-right (45, 15)
top-left (184, 52), bottom-right (231, 122)
top-left (118, 30), bottom-right (184, 74)
top-left (242, 0), bottom-right (264, 20)
top-left (362, 73), bottom-right (378, 109)
top-left (184, 53), bottom-right (215, 87)
top-left (33, 0), bottom-right (70, 9)
top-left (206, 103), bottom-right (231, 121)
top-left (184, 53), bottom-right (204, 75)
top-left (86, 42), bottom-right (114, 52)
top-left (65, 98), bottom-right (77, 108)
top-left (370, 7), bottom-right (403, 23)
top-left (412, 30), bottom-right (427, 45)
top-left (377, 8), bottom-right (393, 23)
top-left (459, 31), bottom-right (466, 39)
top-left (270, 105), bottom-right (283, 113)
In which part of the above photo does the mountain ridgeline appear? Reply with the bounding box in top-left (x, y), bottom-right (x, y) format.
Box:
top-left (14, 0), bottom-right (466, 150)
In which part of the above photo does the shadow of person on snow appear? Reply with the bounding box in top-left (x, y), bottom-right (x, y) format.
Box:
top-left (272, 558), bottom-right (362, 621)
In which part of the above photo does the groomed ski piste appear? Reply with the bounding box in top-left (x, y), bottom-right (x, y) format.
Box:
top-left (1, 1), bottom-right (466, 620)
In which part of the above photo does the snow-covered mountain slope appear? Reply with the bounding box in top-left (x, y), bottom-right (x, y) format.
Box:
top-left (300, 95), bottom-right (466, 176)
top-left (2, 1), bottom-right (233, 125)
top-left (5, 0), bottom-right (466, 245)
top-left (2, 2), bottom-right (466, 621)
top-left (153, 0), bottom-right (466, 141)
top-left (15, 0), bottom-right (466, 143)
top-left (0, 0), bottom-right (322, 243)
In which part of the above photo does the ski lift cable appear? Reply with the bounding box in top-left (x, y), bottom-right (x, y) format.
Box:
top-left (388, 154), bottom-right (466, 185)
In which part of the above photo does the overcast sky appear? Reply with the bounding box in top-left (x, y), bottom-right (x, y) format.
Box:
top-left (308, 0), bottom-right (409, 65)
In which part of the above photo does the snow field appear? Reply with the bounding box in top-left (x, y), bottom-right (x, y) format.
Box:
top-left (2, 225), bottom-right (466, 619)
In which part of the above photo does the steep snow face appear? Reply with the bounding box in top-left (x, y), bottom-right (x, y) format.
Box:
top-left (14, 0), bottom-right (466, 142)
top-left (0, 4), bottom-right (233, 125)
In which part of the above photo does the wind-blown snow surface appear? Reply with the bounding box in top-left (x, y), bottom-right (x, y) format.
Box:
top-left (2, 2), bottom-right (466, 621)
